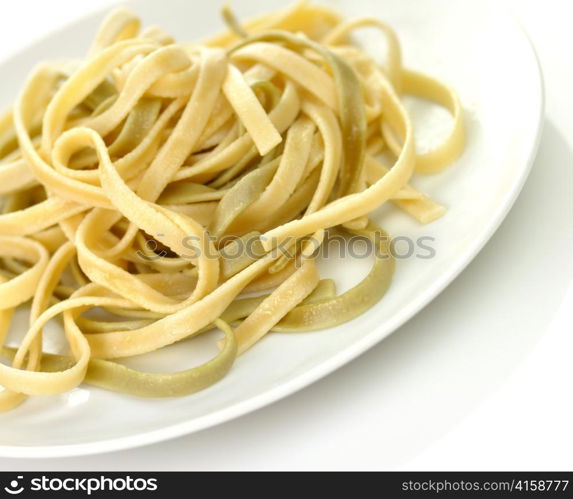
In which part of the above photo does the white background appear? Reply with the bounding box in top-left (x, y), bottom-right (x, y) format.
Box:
top-left (0, 0), bottom-right (571, 471)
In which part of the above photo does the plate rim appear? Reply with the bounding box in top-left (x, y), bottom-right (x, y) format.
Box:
top-left (0, 3), bottom-right (545, 459)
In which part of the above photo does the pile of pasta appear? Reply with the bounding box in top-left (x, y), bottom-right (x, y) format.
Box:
top-left (0, 0), bottom-right (464, 411)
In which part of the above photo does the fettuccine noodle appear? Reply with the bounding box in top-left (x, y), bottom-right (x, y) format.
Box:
top-left (0, 0), bottom-right (464, 411)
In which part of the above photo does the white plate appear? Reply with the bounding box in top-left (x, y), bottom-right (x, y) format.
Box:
top-left (0, 0), bottom-right (542, 457)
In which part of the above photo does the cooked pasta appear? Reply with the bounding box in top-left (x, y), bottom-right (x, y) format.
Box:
top-left (0, 0), bottom-right (464, 411)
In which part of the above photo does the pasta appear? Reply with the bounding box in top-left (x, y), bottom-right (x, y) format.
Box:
top-left (0, 0), bottom-right (464, 411)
